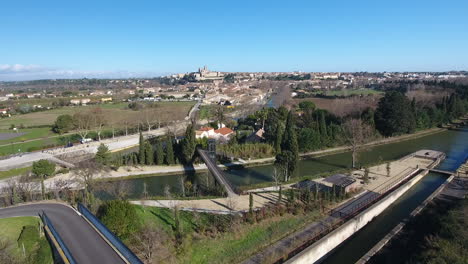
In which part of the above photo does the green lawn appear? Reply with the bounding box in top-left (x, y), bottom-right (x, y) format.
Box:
top-left (0, 166), bottom-right (32, 180)
top-left (0, 217), bottom-right (53, 264)
top-left (0, 217), bottom-right (39, 241)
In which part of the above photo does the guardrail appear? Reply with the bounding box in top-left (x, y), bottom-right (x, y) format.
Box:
top-left (77, 203), bottom-right (143, 264)
top-left (41, 212), bottom-right (77, 264)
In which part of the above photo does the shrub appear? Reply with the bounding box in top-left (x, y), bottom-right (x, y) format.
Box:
top-left (98, 200), bottom-right (140, 240)
top-left (217, 143), bottom-right (274, 159)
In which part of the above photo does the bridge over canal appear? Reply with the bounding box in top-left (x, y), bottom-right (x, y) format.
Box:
top-left (197, 148), bottom-right (240, 197)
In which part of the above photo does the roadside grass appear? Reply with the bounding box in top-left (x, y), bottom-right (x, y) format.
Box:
top-left (0, 217), bottom-right (53, 264)
top-left (0, 166), bottom-right (32, 180)
top-left (132, 205), bottom-right (323, 264)
top-left (134, 205), bottom-right (211, 234)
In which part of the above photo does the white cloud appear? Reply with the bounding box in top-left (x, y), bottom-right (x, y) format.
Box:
top-left (0, 64), bottom-right (164, 81)
top-left (0, 64), bottom-right (45, 74)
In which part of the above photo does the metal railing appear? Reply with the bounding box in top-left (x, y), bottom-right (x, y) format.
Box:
top-left (41, 212), bottom-right (77, 264)
top-left (77, 203), bottom-right (143, 264)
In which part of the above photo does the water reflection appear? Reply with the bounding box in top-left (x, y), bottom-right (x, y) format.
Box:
top-left (98, 129), bottom-right (468, 199)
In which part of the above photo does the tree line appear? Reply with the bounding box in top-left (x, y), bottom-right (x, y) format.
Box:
top-left (236, 87), bottom-right (468, 180)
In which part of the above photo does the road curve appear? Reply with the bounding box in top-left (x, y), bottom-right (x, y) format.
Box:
top-left (0, 203), bottom-right (125, 264)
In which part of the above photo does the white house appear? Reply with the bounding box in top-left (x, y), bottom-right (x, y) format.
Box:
top-left (195, 127), bottom-right (216, 139)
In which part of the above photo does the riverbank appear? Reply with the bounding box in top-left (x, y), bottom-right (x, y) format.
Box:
top-left (55, 127), bottom-right (448, 182)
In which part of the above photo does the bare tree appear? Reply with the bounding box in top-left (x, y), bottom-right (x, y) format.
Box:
top-left (142, 108), bottom-right (157, 132)
top-left (120, 117), bottom-right (133, 136)
top-left (98, 180), bottom-right (132, 200)
top-left (342, 119), bottom-right (374, 168)
top-left (73, 112), bottom-right (93, 140)
top-left (51, 179), bottom-right (71, 200)
top-left (91, 107), bottom-right (106, 141)
top-left (226, 197), bottom-right (238, 213)
top-left (73, 160), bottom-right (105, 205)
top-left (17, 175), bottom-right (35, 202)
top-left (271, 167), bottom-right (281, 191)
top-left (130, 223), bottom-right (174, 264)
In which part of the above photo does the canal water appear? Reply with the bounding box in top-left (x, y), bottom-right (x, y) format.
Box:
top-left (321, 172), bottom-right (447, 264)
top-left (320, 128), bottom-right (468, 264)
top-left (101, 128), bottom-right (468, 199)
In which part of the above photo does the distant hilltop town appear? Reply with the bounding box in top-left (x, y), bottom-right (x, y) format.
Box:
top-left (170, 66), bottom-right (224, 81)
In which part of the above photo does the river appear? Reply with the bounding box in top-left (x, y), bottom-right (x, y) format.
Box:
top-left (99, 128), bottom-right (468, 199)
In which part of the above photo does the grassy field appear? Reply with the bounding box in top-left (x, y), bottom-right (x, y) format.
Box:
top-left (0, 137), bottom-right (58, 156)
top-left (0, 101), bottom-right (195, 155)
top-left (0, 101), bottom-right (195, 129)
top-left (310, 88), bottom-right (383, 97)
top-left (198, 105), bottom-right (235, 120)
top-left (0, 166), bottom-right (32, 180)
top-left (0, 127), bottom-right (54, 144)
top-left (294, 95), bottom-right (381, 117)
top-left (0, 217), bottom-right (53, 264)
top-left (133, 205), bottom-right (322, 263)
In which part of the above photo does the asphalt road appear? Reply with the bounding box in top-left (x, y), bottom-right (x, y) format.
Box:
top-left (0, 203), bottom-right (125, 264)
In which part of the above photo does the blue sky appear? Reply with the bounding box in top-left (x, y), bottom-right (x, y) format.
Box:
top-left (1, 0), bottom-right (467, 80)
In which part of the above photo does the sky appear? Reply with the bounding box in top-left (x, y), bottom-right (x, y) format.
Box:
top-left (1, 0), bottom-right (468, 81)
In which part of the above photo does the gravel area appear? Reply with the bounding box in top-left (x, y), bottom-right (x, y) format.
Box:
top-left (0, 132), bottom-right (25, 141)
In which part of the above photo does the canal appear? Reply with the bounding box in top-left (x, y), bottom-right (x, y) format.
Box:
top-left (321, 172), bottom-right (447, 264)
top-left (99, 128), bottom-right (468, 199)
top-left (318, 126), bottom-right (468, 264)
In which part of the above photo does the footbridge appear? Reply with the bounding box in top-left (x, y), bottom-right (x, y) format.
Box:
top-left (197, 148), bottom-right (240, 197)
top-left (429, 169), bottom-right (455, 175)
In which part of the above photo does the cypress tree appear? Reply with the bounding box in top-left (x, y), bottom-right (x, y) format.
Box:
top-left (181, 124), bottom-right (196, 164)
top-left (280, 111), bottom-right (299, 176)
top-left (155, 140), bottom-right (165, 165)
top-left (144, 142), bottom-right (153, 165)
top-left (165, 139), bottom-right (175, 165)
top-left (274, 122), bottom-right (284, 154)
top-left (319, 111), bottom-right (328, 139)
top-left (278, 186), bottom-right (282, 204)
top-left (138, 132), bottom-right (145, 165)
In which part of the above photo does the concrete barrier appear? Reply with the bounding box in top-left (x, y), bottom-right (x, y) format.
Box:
top-left (286, 169), bottom-right (431, 264)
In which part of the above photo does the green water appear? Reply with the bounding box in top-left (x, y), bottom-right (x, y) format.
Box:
top-left (100, 129), bottom-right (468, 199)
top-left (319, 128), bottom-right (468, 264)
